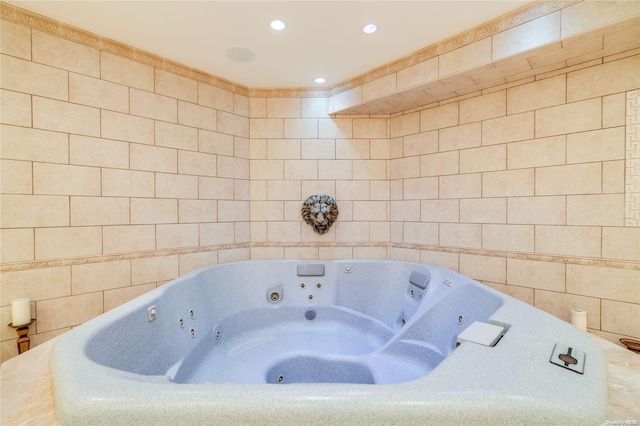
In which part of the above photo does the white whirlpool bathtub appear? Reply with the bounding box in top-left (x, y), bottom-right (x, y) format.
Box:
top-left (50, 260), bottom-right (607, 425)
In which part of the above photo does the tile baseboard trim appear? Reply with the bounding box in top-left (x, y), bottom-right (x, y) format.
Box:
top-left (3, 242), bottom-right (638, 272)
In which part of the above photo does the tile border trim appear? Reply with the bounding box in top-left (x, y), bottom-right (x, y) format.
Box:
top-left (0, 244), bottom-right (250, 272)
top-left (626, 89), bottom-right (640, 226)
top-left (389, 243), bottom-right (640, 271)
top-left (4, 242), bottom-right (637, 272)
top-left (0, 0), bottom-right (577, 99)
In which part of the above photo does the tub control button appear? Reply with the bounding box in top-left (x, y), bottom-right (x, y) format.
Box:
top-left (147, 305), bottom-right (157, 322)
top-left (443, 277), bottom-right (456, 286)
top-left (549, 343), bottom-right (585, 374)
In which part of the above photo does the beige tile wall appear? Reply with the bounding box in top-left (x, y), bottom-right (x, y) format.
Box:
top-left (0, 20), bottom-right (250, 361)
top-left (389, 52), bottom-right (640, 346)
top-left (249, 95), bottom-right (391, 261)
top-left (2, 5), bottom-right (640, 363)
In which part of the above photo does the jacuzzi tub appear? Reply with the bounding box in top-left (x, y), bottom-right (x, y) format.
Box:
top-left (50, 260), bottom-right (607, 425)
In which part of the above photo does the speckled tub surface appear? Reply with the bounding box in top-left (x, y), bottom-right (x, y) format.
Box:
top-left (50, 260), bottom-right (608, 425)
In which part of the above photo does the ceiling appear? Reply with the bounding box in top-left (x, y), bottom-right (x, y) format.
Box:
top-left (9, 1), bottom-right (533, 89)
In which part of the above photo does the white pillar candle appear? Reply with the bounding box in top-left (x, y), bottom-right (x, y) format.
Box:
top-left (571, 308), bottom-right (587, 332)
top-left (12, 298), bottom-right (31, 326)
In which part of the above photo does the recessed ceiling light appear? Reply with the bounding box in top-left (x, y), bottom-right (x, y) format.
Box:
top-left (270, 19), bottom-right (287, 31)
top-left (362, 23), bottom-right (378, 34)
top-left (314, 77), bottom-right (326, 84)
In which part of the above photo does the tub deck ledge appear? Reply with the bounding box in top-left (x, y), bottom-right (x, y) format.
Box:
top-left (1, 332), bottom-right (639, 425)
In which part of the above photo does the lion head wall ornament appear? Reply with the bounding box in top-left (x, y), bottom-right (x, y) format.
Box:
top-left (301, 195), bottom-right (339, 234)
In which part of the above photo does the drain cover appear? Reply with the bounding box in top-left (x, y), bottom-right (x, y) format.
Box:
top-left (549, 343), bottom-right (585, 374)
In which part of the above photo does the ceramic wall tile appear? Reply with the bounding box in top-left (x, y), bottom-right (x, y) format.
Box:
top-left (130, 88), bottom-right (177, 122)
top-left (178, 150), bottom-right (217, 176)
top-left (507, 196), bottom-right (565, 225)
top-left (35, 226), bottom-right (102, 260)
top-left (130, 198), bottom-right (178, 224)
top-left (155, 69), bottom-right (197, 103)
top-left (507, 135), bottom-right (565, 169)
top-left (199, 130), bottom-right (234, 155)
top-left (102, 225), bottom-right (155, 254)
top-left (218, 156), bottom-right (249, 179)
top-left (535, 225), bottom-right (601, 257)
top-left (156, 173), bottom-right (198, 199)
top-left (439, 223), bottom-right (482, 249)
top-left (397, 57), bottom-right (438, 91)
top-left (567, 265), bottom-right (640, 304)
top-left (0, 159), bottom-right (31, 194)
top-left (439, 173), bottom-right (481, 199)
top-left (459, 144), bottom-right (506, 173)
top-left (534, 290), bottom-right (600, 330)
top-left (602, 227), bottom-right (640, 261)
top-left (36, 292), bottom-right (103, 333)
top-left (178, 101), bottom-right (217, 131)
top-left (101, 51), bottom-right (154, 91)
top-left (482, 224), bottom-right (534, 252)
top-left (336, 138), bottom-right (370, 160)
top-left (199, 222), bottom-right (235, 246)
top-left (102, 169), bottom-right (155, 197)
top-left (507, 258), bottom-right (565, 292)
top-left (1, 125), bottom-right (68, 163)
top-left (506, 74), bottom-right (565, 115)
top-left (0, 19), bottom-right (31, 59)
top-left (362, 74), bottom-right (397, 102)
top-left (459, 90), bottom-right (506, 124)
top-left (420, 151), bottom-right (458, 177)
top-left (601, 300), bottom-right (640, 337)
top-left (403, 222), bottom-right (438, 245)
top-left (155, 224), bottom-right (199, 249)
top-left (70, 196), bottom-right (129, 226)
top-left (0, 89), bottom-right (31, 126)
top-left (1, 194), bottom-right (68, 228)
top-left (33, 163), bottom-right (100, 196)
top-left (535, 97), bottom-right (601, 138)
top-left (69, 73), bottom-right (129, 112)
top-left (460, 198), bottom-right (506, 224)
top-left (284, 119), bottom-right (318, 139)
top-left (439, 122), bottom-right (481, 151)
top-left (460, 254), bottom-right (506, 284)
top-left (70, 135), bottom-right (129, 169)
top-left (0, 55), bottom-right (69, 101)
top-left (566, 127), bottom-right (626, 164)
top-left (0, 228), bottom-right (34, 263)
top-left (101, 110), bottom-right (155, 145)
top-left (104, 283), bottom-right (156, 313)
top-left (0, 267), bottom-right (70, 306)
top-left (492, 12), bottom-right (560, 61)
top-left (403, 131), bottom-right (438, 156)
top-left (72, 260), bottom-right (131, 294)
top-left (217, 111), bottom-right (249, 138)
top-left (439, 38), bottom-right (491, 77)
top-left (535, 163), bottom-right (601, 195)
top-left (482, 112), bottom-right (534, 145)
top-left (567, 194), bottom-right (625, 226)
top-left (33, 96), bottom-right (99, 136)
top-left (179, 199), bottom-right (217, 223)
top-left (199, 83), bottom-right (234, 113)
top-left (131, 255), bottom-right (179, 285)
top-left (420, 102), bottom-right (458, 132)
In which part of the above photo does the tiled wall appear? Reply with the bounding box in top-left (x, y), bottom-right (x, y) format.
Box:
top-left (1, 5), bottom-right (639, 363)
top-left (0, 20), bottom-right (251, 360)
top-left (248, 97), bottom-right (391, 260)
top-left (387, 53), bottom-right (640, 345)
